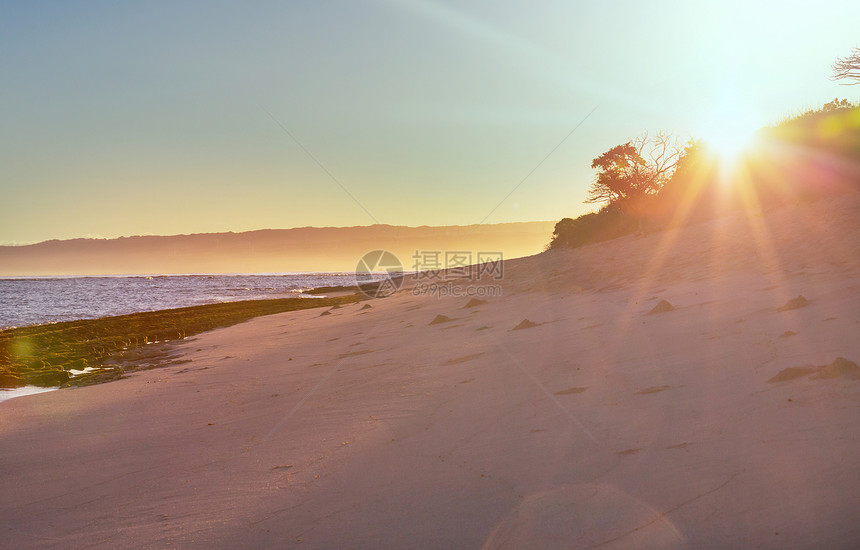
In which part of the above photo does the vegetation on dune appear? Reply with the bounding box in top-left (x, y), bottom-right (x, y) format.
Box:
top-left (0, 294), bottom-right (361, 388)
top-left (549, 50), bottom-right (860, 251)
top-left (550, 132), bottom-right (692, 249)
top-left (763, 98), bottom-right (860, 156)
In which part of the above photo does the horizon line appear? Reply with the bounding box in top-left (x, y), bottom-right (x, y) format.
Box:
top-left (0, 219), bottom-right (558, 248)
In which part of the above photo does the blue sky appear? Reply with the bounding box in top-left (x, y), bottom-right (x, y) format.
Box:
top-left (1, 0), bottom-right (858, 243)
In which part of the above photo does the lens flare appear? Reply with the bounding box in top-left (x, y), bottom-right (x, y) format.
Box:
top-left (704, 124), bottom-right (758, 162)
top-left (701, 119), bottom-right (763, 189)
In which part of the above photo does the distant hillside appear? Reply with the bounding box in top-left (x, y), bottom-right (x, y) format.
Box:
top-left (0, 222), bottom-right (555, 276)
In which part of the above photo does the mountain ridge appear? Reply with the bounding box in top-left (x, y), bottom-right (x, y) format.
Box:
top-left (0, 221), bottom-right (556, 276)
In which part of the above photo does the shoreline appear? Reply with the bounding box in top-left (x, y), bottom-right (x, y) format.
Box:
top-left (0, 272), bottom-right (383, 330)
top-left (0, 384), bottom-right (58, 404)
top-left (0, 291), bottom-right (365, 389)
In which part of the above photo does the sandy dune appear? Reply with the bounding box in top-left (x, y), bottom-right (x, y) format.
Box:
top-left (2, 192), bottom-right (860, 549)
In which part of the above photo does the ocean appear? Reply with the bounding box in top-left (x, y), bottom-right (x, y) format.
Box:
top-left (0, 272), bottom-right (368, 330)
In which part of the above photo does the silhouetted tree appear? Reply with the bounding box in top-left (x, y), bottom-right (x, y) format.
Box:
top-left (585, 142), bottom-right (645, 204)
top-left (547, 204), bottom-right (639, 249)
top-left (832, 47), bottom-right (860, 84)
top-left (549, 217), bottom-right (576, 249)
top-left (585, 131), bottom-right (683, 207)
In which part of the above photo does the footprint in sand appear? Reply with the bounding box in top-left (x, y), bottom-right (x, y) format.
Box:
top-left (768, 357), bottom-right (860, 383)
top-left (319, 310), bottom-right (331, 317)
top-left (637, 385), bottom-right (673, 395)
top-left (463, 298), bottom-right (487, 308)
top-left (810, 357), bottom-right (860, 379)
top-left (429, 314), bottom-right (454, 325)
top-left (443, 353), bottom-right (483, 365)
top-left (646, 300), bottom-right (675, 315)
top-left (360, 304), bottom-right (372, 311)
top-left (617, 448), bottom-right (642, 455)
top-left (337, 349), bottom-right (375, 359)
top-left (768, 366), bottom-right (818, 382)
top-left (511, 319), bottom-right (540, 331)
top-left (777, 295), bottom-right (809, 311)
top-left (554, 386), bottom-right (589, 395)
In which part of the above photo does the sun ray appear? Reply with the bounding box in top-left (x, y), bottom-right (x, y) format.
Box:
top-left (604, 153), bottom-right (721, 346)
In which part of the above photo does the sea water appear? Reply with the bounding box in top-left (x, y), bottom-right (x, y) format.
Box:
top-left (0, 385), bottom-right (58, 404)
top-left (0, 272), bottom-right (373, 403)
top-left (0, 272), bottom-right (368, 330)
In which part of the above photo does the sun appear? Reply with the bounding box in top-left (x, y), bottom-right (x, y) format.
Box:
top-left (699, 108), bottom-right (763, 174)
top-left (704, 123), bottom-right (759, 161)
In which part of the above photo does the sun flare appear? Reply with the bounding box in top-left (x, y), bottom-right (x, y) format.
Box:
top-left (697, 99), bottom-right (765, 178)
top-left (706, 126), bottom-right (756, 160)
top-left (698, 116), bottom-right (764, 192)
top-left (702, 120), bottom-right (761, 167)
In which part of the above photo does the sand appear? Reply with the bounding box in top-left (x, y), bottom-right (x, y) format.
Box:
top-left (2, 192), bottom-right (860, 549)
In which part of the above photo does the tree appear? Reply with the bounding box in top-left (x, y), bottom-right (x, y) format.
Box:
top-left (585, 131), bottom-right (683, 207)
top-left (585, 142), bottom-right (644, 204)
top-left (831, 47), bottom-right (860, 84)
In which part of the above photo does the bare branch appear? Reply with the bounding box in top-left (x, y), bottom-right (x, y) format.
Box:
top-left (584, 131), bottom-right (684, 206)
top-left (831, 46), bottom-right (860, 85)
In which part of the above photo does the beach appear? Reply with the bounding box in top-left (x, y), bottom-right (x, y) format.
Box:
top-left (2, 192), bottom-right (860, 549)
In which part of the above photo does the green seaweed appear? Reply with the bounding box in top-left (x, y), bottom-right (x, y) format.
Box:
top-left (0, 294), bottom-right (361, 388)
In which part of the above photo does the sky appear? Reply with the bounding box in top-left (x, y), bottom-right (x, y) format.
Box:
top-left (1, 0), bottom-right (858, 244)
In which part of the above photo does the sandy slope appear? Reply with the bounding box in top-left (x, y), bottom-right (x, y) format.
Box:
top-left (2, 192), bottom-right (860, 549)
